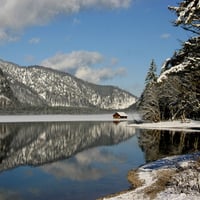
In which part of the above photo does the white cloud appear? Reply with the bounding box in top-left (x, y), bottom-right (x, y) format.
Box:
top-left (41, 51), bottom-right (126, 83)
top-left (0, 0), bottom-right (131, 42)
top-left (41, 51), bottom-right (104, 71)
top-left (73, 18), bottom-right (81, 25)
top-left (160, 33), bottom-right (171, 39)
top-left (75, 66), bottom-right (126, 83)
top-left (29, 37), bottom-right (40, 44)
top-left (0, 29), bottom-right (19, 43)
top-left (110, 57), bottom-right (119, 65)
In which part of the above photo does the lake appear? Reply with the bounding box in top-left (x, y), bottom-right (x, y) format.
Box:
top-left (0, 120), bottom-right (200, 200)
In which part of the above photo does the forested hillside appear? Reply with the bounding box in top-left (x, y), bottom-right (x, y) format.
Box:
top-left (138, 0), bottom-right (200, 122)
top-left (0, 60), bottom-right (136, 114)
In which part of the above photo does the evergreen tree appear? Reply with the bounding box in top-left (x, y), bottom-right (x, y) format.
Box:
top-left (145, 59), bottom-right (157, 85)
top-left (139, 83), bottom-right (160, 122)
top-left (168, 0), bottom-right (200, 34)
top-left (138, 60), bottom-right (160, 122)
top-left (137, 0), bottom-right (200, 121)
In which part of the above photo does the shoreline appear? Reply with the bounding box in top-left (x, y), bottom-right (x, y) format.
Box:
top-left (100, 120), bottom-right (200, 199)
top-left (102, 152), bottom-right (200, 200)
top-left (128, 120), bottom-right (200, 132)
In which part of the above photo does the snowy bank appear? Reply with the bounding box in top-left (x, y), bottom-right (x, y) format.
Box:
top-left (102, 152), bottom-right (200, 200)
top-left (129, 120), bottom-right (200, 132)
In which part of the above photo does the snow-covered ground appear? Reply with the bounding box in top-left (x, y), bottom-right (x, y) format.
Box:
top-left (102, 152), bottom-right (200, 200)
top-left (129, 120), bottom-right (200, 132)
top-left (101, 120), bottom-right (200, 200)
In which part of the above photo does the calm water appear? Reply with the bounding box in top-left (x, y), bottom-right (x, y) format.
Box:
top-left (0, 121), bottom-right (200, 200)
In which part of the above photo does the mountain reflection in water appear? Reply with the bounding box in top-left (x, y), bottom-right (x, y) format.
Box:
top-left (0, 121), bottom-right (135, 172)
top-left (0, 121), bottom-right (142, 200)
top-left (0, 121), bottom-right (200, 200)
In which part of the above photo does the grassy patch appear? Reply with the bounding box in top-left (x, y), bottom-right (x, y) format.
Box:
top-left (127, 169), bottom-right (144, 189)
top-left (143, 169), bottom-right (175, 200)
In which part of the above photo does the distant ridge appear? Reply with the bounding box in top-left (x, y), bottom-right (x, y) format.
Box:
top-left (0, 59), bottom-right (137, 113)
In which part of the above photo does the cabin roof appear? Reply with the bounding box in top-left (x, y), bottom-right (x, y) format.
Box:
top-left (113, 112), bottom-right (128, 117)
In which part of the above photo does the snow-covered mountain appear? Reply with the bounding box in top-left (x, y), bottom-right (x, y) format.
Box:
top-left (0, 68), bottom-right (20, 109)
top-left (0, 59), bottom-right (136, 112)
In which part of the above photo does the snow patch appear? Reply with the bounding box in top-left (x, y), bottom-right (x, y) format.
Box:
top-left (103, 152), bottom-right (200, 200)
top-left (129, 120), bottom-right (200, 132)
top-left (157, 62), bottom-right (189, 83)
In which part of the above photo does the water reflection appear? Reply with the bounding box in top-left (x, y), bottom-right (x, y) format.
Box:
top-left (42, 148), bottom-right (125, 181)
top-left (0, 121), bottom-right (135, 172)
top-left (0, 121), bottom-right (141, 200)
top-left (3, 122), bottom-right (199, 199)
top-left (138, 129), bottom-right (200, 162)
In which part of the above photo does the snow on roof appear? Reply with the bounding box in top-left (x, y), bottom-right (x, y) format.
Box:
top-left (114, 112), bottom-right (128, 116)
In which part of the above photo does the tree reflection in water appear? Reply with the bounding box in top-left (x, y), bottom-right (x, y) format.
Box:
top-left (138, 129), bottom-right (200, 162)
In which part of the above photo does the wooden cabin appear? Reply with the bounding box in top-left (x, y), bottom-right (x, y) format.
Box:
top-left (113, 112), bottom-right (128, 119)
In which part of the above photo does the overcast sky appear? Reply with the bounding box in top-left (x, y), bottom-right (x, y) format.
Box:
top-left (0, 0), bottom-right (189, 96)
